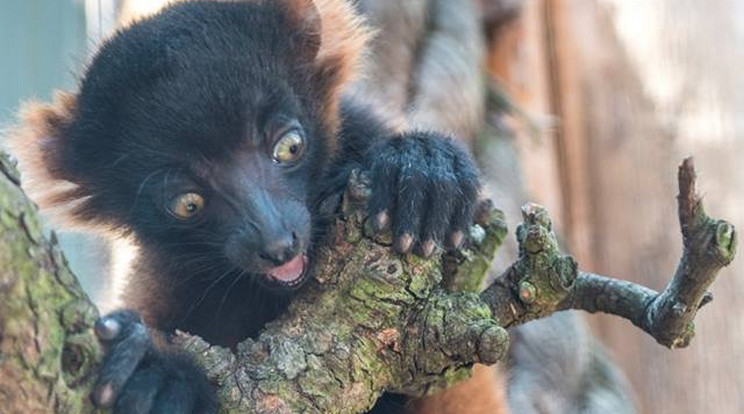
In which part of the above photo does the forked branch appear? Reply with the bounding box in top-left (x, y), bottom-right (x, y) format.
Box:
top-left (481, 157), bottom-right (737, 348)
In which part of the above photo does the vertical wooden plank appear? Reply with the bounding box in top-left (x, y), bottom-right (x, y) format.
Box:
top-left (539, 2), bottom-right (680, 412)
top-left (486, 0), bottom-right (566, 235)
top-left (542, 0), bottom-right (595, 268)
top-left (536, 1), bottom-right (744, 413)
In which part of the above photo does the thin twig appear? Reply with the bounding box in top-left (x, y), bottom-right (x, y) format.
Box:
top-left (481, 157), bottom-right (737, 348)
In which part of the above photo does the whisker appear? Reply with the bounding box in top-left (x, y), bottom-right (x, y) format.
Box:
top-left (128, 167), bottom-right (169, 217)
top-left (181, 267), bottom-right (235, 322)
top-left (159, 240), bottom-right (226, 249)
top-left (216, 270), bottom-right (246, 318)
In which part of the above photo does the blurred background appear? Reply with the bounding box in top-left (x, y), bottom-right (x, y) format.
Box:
top-left (1, 0), bottom-right (742, 413)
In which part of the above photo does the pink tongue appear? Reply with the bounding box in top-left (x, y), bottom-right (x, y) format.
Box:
top-left (268, 255), bottom-right (306, 282)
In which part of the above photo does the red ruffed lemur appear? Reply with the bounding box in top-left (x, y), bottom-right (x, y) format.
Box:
top-left (9, 1), bottom-right (509, 413)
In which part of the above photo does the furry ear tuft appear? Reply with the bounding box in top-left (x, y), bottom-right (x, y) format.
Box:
top-left (280, 0), bottom-right (322, 62)
top-left (279, 0), bottom-right (372, 142)
top-left (5, 91), bottom-right (91, 228)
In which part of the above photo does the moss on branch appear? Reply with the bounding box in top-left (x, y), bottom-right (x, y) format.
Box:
top-left (0, 151), bottom-right (736, 414)
top-left (177, 171), bottom-right (510, 413)
top-left (0, 153), bottom-right (100, 414)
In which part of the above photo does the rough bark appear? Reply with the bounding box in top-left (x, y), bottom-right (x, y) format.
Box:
top-left (0, 144), bottom-right (736, 413)
top-left (0, 154), bottom-right (100, 414)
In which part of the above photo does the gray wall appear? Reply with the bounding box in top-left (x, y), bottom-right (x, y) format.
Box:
top-left (0, 0), bottom-right (111, 303)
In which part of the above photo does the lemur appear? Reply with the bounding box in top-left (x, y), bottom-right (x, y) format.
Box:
top-left (9, 1), bottom-right (508, 413)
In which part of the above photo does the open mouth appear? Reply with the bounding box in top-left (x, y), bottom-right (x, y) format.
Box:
top-left (265, 254), bottom-right (309, 288)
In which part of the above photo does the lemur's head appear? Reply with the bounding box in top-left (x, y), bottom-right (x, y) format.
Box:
top-left (8, 0), bottom-right (369, 290)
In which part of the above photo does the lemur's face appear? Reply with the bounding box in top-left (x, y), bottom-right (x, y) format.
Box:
top-left (32, 1), bottom-right (334, 291)
top-left (134, 84), bottom-right (318, 290)
top-left (118, 53), bottom-right (322, 291)
top-left (147, 133), bottom-right (316, 290)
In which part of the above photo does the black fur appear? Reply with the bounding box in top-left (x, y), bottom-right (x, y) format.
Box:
top-left (46, 2), bottom-right (481, 413)
top-left (92, 311), bottom-right (217, 414)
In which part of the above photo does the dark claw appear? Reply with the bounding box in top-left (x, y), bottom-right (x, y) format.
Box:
top-left (95, 317), bottom-right (122, 342)
top-left (375, 211), bottom-right (390, 232)
top-left (113, 363), bottom-right (165, 414)
top-left (448, 231), bottom-right (465, 250)
top-left (93, 383), bottom-right (116, 408)
top-left (395, 234), bottom-right (414, 254)
top-left (91, 310), bottom-right (216, 414)
top-left (421, 239), bottom-right (437, 257)
top-left (364, 132), bottom-right (481, 258)
top-left (92, 315), bottom-right (151, 409)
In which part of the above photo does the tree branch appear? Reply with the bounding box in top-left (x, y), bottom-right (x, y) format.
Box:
top-left (0, 153), bottom-right (100, 414)
top-left (176, 171), bottom-right (510, 413)
top-left (0, 152), bottom-right (736, 413)
top-left (481, 157), bottom-right (737, 348)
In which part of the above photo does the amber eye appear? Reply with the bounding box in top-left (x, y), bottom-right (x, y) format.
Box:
top-left (169, 193), bottom-right (205, 219)
top-left (271, 130), bottom-right (305, 164)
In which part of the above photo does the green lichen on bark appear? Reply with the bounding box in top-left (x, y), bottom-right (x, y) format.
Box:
top-left (179, 173), bottom-right (510, 413)
top-left (442, 201), bottom-right (508, 293)
top-left (0, 153), bottom-right (101, 414)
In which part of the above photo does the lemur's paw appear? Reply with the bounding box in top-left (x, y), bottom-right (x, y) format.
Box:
top-left (91, 310), bottom-right (216, 414)
top-left (365, 132), bottom-right (480, 257)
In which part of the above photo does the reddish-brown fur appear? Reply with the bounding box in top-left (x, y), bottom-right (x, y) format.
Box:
top-left (410, 365), bottom-right (510, 414)
top-left (6, 92), bottom-right (97, 228)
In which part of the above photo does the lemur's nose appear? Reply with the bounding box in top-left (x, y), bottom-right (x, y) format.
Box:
top-left (259, 231), bottom-right (299, 265)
